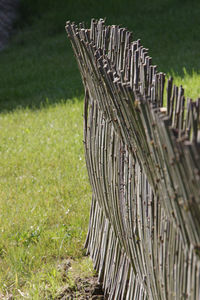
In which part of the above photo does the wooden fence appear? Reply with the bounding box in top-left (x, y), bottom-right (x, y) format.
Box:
top-left (66, 19), bottom-right (200, 299)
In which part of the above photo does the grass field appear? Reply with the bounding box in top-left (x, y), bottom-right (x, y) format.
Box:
top-left (0, 0), bottom-right (200, 298)
top-left (0, 100), bottom-right (92, 298)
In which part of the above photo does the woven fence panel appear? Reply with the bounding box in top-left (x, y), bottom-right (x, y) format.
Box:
top-left (66, 19), bottom-right (200, 299)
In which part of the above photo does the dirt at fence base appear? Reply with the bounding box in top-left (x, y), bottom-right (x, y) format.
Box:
top-left (56, 276), bottom-right (105, 300)
top-left (55, 258), bottom-right (105, 300)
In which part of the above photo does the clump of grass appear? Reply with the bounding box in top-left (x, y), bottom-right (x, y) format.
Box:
top-left (68, 257), bottom-right (96, 280)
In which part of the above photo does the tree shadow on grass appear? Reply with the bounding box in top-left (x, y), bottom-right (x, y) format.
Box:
top-left (0, 0), bottom-right (199, 113)
top-left (0, 38), bottom-right (84, 112)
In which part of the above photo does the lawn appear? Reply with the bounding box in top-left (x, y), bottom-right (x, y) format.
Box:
top-left (0, 100), bottom-right (92, 298)
top-left (0, 0), bottom-right (200, 298)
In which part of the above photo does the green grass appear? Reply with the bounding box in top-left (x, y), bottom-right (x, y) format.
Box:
top-left (0, 100), bottom-right (91, 298)
top-left (1, 0), bottom-right (200, 111)
top-left (0, 0), bottom-right (200, 298)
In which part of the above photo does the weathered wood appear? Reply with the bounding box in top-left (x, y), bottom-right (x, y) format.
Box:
top-left (66, 19), bottom-right (200, 300)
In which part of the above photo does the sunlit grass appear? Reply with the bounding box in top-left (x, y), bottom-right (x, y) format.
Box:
top-left (0, 99), bottom-right (92, 298)
top-left (171, 69), bottom-right (200, 100)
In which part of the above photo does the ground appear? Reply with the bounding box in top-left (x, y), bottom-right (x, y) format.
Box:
top-left (55, 258), bottom-right (104, 300)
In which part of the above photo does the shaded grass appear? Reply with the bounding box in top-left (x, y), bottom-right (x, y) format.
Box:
top-left (0, 0), bottom-right (200, 111)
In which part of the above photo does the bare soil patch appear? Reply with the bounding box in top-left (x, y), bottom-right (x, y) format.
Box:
top-left (56, 258), bottom-right (105, 300)
top-left (56, 276), bottom-right (104, 300)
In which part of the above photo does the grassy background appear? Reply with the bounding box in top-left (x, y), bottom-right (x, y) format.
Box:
top-left (0, 0), bottom-right (200, 298)
top-left (1, 0), bottom-right (200, 112)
